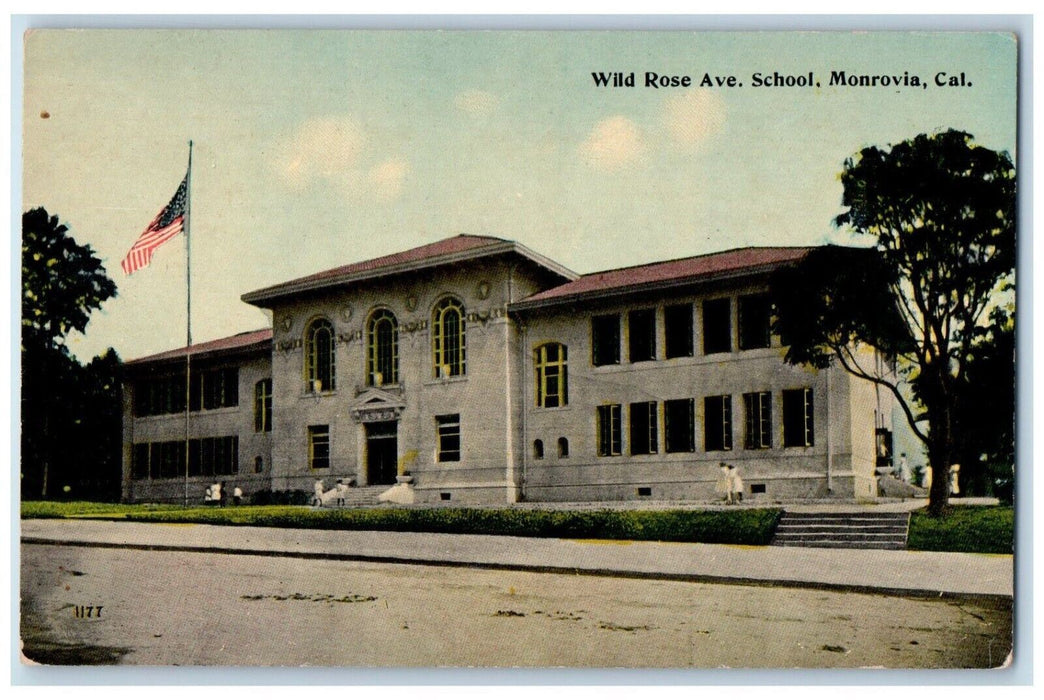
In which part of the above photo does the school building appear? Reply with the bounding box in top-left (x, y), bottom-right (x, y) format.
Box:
top-left (121, 234), bottom-right (896, 504)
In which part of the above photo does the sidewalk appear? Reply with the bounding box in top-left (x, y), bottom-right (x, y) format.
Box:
top-left (20, 518), bottom-right (1012, 599)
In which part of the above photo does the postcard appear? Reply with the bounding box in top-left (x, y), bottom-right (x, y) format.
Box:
top-left (19, 26), bottom-right (1017, 671)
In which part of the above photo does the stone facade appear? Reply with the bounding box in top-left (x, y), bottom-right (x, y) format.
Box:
top-left (121, 235), bottom-right (895, 505)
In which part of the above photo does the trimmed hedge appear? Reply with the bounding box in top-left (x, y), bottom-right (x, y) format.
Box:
top-left (907, 506), bottom-right (1014, 554)
top-left (22, 501), bottom-right (782, 546)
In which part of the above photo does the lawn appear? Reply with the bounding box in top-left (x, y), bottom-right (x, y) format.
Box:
top-left (21, 501), bottom-right (782, 546)
top-left (907, 505), bottom-right (1014, 554)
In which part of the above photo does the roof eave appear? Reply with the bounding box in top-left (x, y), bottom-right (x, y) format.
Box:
top-left (125, 339), bottom-right (272, 368)
top-left (510, 261), bottom-right (791, 313)
top-left (241, 240), bottom-right (578, 308)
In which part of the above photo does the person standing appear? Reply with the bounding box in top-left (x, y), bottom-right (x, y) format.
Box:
top-left (313, 479), bottom-right (325, 507)
top-left (232, 485), bottom-right (243, 506)
top-left (717, 463), bottom-right (732, 505)
top-left (218, 481), bottom-right (227, 507)
top-left (728, 464), bottom-right (744, 504)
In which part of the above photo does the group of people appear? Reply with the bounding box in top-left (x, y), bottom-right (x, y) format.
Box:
top-left (313, 478), bottom-right (353, 507)
top-left (203, 481), bottom-right (243, 506)
top-left (716, 463), bottom-right (744, 505)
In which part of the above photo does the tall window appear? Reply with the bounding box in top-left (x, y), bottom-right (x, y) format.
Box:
top-left (367, 309), bottom-right (399, 386)
top-left (433, 298), bottom-right (466, 378)
top-left (308, 425), bottom-right (330, 470)
top-left (664, 398), bottom-right (695, 453)
top-left (436, 414), bottom-right (461, 462)
top-left (591, 314), bottom-right (621, 366)
top-left (702, 298), bottom-right (732, 354)
top-left (782, 388), bottom-right (814, 447)
top-left (557, 437), bottom-right (570, 458)
top-left (596, 404), bottom-right (622, 456)
top-left (744, 391), bottom-right (773, 449)
top-left (628, 309), bottom-right (656, 362)
top-left (738, 294), bottom-right (772, 350)
top-left (305, 318), bottom-right (336, 392)
top-left (629, 401), bottom-right (658, 455)
top-left (664, 303), bottom-right (694, 359)
top-left (254, 378), bottom-right (272, 433)
top-left (704, 395), bottom-right (733, 452)
top-left (535, 343), bottom-right (568, 408)
top-left (533, 439), bottom-right (544, 460)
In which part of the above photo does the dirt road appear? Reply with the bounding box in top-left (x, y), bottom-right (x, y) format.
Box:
top-left (20, 543), bottom-right (1011, 668)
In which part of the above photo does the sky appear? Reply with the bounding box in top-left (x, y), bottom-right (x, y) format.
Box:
top-left (21, 29), bottom-right (1017, 363)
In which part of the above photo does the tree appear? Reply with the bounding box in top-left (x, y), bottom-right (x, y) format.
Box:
top-left (21, 208), bottom-right (118, 499)
top-left (773, 130), bottom-right (1015, 515)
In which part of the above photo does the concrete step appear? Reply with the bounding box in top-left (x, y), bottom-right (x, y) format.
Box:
top-left (771, 511), bottom-right (910, 550)
top-left (319, 486), bottom-right (390, 507)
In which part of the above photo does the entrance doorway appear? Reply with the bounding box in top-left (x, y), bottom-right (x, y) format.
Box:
top-left (365, 421), bottom-right (398, 485)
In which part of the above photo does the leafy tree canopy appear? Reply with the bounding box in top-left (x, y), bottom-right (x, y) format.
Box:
top-left (772, 130), bottom-right (1015, 513)
top-left (22, 207), bottom-right (117, 351)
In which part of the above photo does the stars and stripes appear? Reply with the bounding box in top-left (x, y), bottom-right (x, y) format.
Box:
top-left (121, 174), bottom-right (188, 275)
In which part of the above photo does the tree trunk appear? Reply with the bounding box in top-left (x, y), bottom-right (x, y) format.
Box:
top-left (926, 403), bottom-right (952, 516)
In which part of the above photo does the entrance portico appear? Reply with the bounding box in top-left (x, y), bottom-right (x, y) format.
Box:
top-left (351, 388), bottom-right (407, 487)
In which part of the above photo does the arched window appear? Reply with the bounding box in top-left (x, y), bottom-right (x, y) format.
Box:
top-left (432, 297), bottom-right (466, 378)
top-left (304, 318), bottom-right (336, 392)
top-left (367, 309), bottom-right (399, 386)
top-left (533, 439), bottom-right (544, 460)
top-left (558, 437), bottom-right (569, 458)
top-left (535, 343), bottom-right (568, 408)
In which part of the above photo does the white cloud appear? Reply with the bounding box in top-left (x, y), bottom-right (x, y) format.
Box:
top-left (578, 116), bottom-right (646, 171)
top-left (454, 90), bottom-right (499, 116)
top-left (368, 158), bottom-right (410, 201)
top-left (275, 116), bottom-right (409, 201)
top-left (278, 116), bottom-right (366, 188)
top-left (662, 90), bottom-right (726, 149)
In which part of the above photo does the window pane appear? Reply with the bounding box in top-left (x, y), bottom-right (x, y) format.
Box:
top-left (628, 309), bottom-right (656, 362)
top-left (436, 414), bottom-right (461, 462)
top-left (664, 304), bottom-right (694, 359)
top-left (783, 388), bottom-right (814, 447)
top-left (629, 401), bottom-right (658, 455)
top-left (704, 395), bottom-right (733, 451)
top-left (738, 294), bottom-right (772, 350)
top-left (664, 398), bottom-right (695, 453)
top-left (591, 315), bottom-right (621, 366)
top-left (702, 298), bottom-right (732, 354)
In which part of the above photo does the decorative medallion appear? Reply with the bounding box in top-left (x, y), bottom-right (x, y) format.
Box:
top-left (477, 280), bottom-right (491, 300)
top-left (340, 304), bottom-right (354, 322)
top-left (405, 295), bottom-right (418, 312)
top-left (281, 315), bottom-right (293, 333)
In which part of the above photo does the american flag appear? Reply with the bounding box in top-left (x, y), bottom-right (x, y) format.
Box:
top-left (121, 174), bottom-right (188, 275)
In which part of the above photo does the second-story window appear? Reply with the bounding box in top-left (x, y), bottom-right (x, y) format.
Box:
top-left (367, 309), bottom-right (399, 386)
top-left (591, 314), bottom-right (621, 366)
top-left (628, 309), bottom-right (656, 362)
top-left (305, 318), bottom-right (336, 392)
top-left (738, 293), bottom-right (772, 350)
top-left (433, 297), bottom-right (466, 378)
top-left (535, 343), bottom-right (568, 408)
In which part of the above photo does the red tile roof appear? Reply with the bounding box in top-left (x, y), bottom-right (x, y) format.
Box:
top-left (242, 234), bottom-right (576, 306)
top-left (513, 246), bottom-right (812, 310)
top-left (126, 328), bottom-right (272, 366)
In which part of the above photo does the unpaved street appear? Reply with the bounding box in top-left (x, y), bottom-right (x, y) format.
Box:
top-left (21, 543), bottom-right (1011, 668)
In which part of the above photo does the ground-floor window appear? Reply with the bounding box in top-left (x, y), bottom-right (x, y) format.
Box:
top-left (782, 388), bottom-right (814, 447)
top-left (744, 391), bottom-right (773, 449)
top-left (308, 425), bottom-right (330, 470)
top-left (596, 404), bottom-right (622, 456)
top-left (704, 395), bottom-right (733, 451)
top-left (436, 414), bottom-right (461, 462)
top-left (664, 398), bottom-right (695, 453)
top-left (629, 401), bottom-right (658, 455)
top-left (131, 436), bottom-right (238, 479)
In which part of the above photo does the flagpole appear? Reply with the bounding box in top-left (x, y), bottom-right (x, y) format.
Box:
top-left (184, 141), bottom-right (194, 506)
